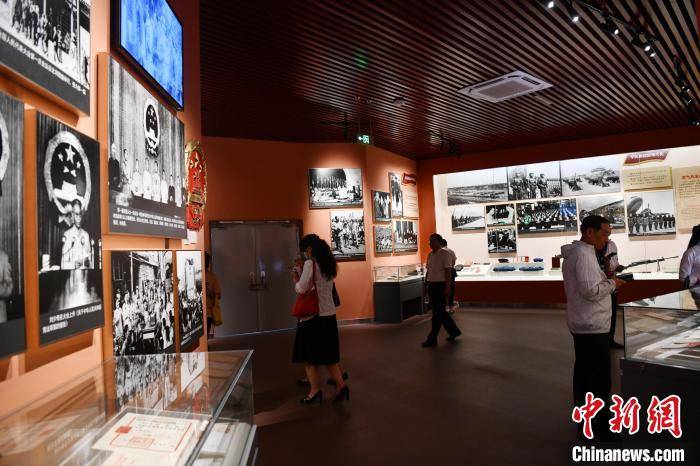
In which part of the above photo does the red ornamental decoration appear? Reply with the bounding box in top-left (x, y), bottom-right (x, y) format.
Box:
top-left (185, 140), bottom-right (207, 231)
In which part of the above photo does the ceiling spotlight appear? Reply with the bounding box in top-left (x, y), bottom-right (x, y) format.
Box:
top-left (571, 13), bottom-right (580, 22)
top-left (679, 91), bottom-right (693, 106)
top-left (547, 1), bottom-right (555, 8)
top-left (601, 17), bottom-right (619, 35)
top-left (564, 0), bottom-right (579, 22)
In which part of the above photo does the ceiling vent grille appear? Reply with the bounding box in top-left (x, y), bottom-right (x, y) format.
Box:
top-left (458, 71), bottom-right (553, 103)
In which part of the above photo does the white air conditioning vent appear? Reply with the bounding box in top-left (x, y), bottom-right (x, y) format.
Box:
top-left (458, 71), bottom-right (553, 103)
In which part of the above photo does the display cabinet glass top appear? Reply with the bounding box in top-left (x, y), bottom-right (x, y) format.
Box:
top-left (622, 288), bottom-right (700, 371)
top-left (373, 264), bottom-right (425, 282)
top-left (0, 350), bottom-right (253, 465)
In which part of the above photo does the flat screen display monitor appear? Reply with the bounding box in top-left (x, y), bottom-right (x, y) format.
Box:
top-left (113, 0), bottom-right (184, 109)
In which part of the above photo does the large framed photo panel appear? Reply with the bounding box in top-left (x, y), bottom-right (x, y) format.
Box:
top-left (446, 168), bottom-right (508, 205)
top-left (308, 168), bottom-right (363, 208)
top-left (626, 190), bottom-right (676, 237)
top-left (578, 195), bottom-right (626, 229)
top-left (176, 250), bottom-right (204, 350)
top-left (108, 57), bottom-right (187, 238)
top-left (516, 199), bottom-right (578, 234)
top-left (485, 203), bottom-right (515, 226)
top-left (111, 251), bottom-right (175, 356)
top-left (507, 162), bottom-right (562, 201)
top-left (330, 210), bottom-right (366, 260)
top-left (560, 155), bottom-right (621, 196)
top-left (372, 190), bottom-right (390, 222)
top-left (37, 112), bottom-right (103, 344)
top-left (451, 205), bottom-right (485, 231)
top-left (393, 219), bottom-right (418, 252)
top-left (0, 0), bottom-right (91, 113)
top-left (0, 91), bottom-right (24, 357)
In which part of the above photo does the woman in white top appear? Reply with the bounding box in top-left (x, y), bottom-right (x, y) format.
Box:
top-left (291, 234), bottom-right (349, 404)
top-left (679, 225), bottom-right (700, 288)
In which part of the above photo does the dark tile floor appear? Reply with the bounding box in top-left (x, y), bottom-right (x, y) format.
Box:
top-left (210, 308), bottom-right (625, 465)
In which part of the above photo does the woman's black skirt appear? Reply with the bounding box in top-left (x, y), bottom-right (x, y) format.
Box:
top-left (292, 315), bottom-right (340, 365)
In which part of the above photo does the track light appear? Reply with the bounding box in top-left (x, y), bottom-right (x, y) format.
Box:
top-left (679, 91), bottom-right (693, 106)
top-left (601, 17), bottom-right (619, 35)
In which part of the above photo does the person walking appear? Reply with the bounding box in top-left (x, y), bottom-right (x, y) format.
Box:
top-left (679, 224), bottom-right (700, 289)
top-left (441, 238), bottom-right (458, 311)
top-left (561, 215), bottom-right (626, 441)
top-left (292, 234), bottom-right (349, 404)
top-left (422, 233), bottom-right (461, 347)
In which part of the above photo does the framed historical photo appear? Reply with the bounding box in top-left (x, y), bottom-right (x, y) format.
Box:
top-left (451, 205), bottom-right (485, 231)
top-left (108, 57), bottom-right (187, 238)
top-left (0, 0), bottom-right (91, 114)
top-left (372, 190), bottom-right (390, 222)
top-left (626, 190), bottom-right (676, 237)
top-left (374, 225), bottom-right (393, 254)
top-left (560, 155), bottom-right (621, 197)
top-left (0, 91), bottom-right (24, 357)
top-left (507, 162), bottom-right (562, 201)
top-left (111, 251), bottom-right (175, 356)
top-left (578, 195), bottom-right (626, 229)
top-left (36, 112), bottom-right (103, 344)
top-left (393, 219), bottom-right (418, 253)
top-left (330, 210), bottom-right (366, 260)
top-left (446, 167), bottom-right (508, 205)
top-left (516, 199), bottom-right (578, 234)
top-left (389, 172), bottom-right (403, 217)
top-left (487, 228), bottom-right (517, 254)
top-left (308, 168), bottom-right (363, 208)
top-left (485, 203), bottom-right (515, 226)
top-left (176, 250), bottom-right (204, 350)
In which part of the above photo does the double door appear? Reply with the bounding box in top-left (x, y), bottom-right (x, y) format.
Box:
top-left (210, 221), bottom-right (301, 336)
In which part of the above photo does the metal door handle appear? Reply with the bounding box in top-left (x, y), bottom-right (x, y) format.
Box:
top-left (260, 271), bottom-right (267, 289)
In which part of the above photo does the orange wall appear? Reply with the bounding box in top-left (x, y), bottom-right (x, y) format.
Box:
top-left (204, 138), bottom-right (420, 320)
top-left (417, 126), bottom-right (700, 259)
top-left (0, 0), bottom-right (205, 411)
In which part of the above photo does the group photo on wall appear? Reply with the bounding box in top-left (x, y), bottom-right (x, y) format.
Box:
top-left (0, 91), bottom-right (24, 358)
top-left (507, 162), bottom-right (562, 201)
top-left (393, 219), bottom-right (418, 252)
top-left (0, 0), bottom-right (91, 113)
top-left (374, 225), bottom-right (393, 254)
top-left (330, 209), bottom-right (366, 260)
top-left (176, 250), bottom-right (203, 350)
top-left (487, 227), bottom-right (517, 253)
top-left (451, 205), bottom-right (485, 231)
top-left (516, 199), bottom-right (578, 234)
top-left (111, 250), bottom-right (175, 356)
top-left (578, 195), bottom-right (626, 229)
top-left (372, 190), bottom-right (390, 222)
top-left (108, 57), bottom-right (187, 238)
top-left (560, 154), bottom-right (621, 196)
top-left (37, 112), bottom-right (103, 344)
top-left (308, 168), bottom-right (363, 208)
top-left (626, 190), bottom-right (677, 237)
top-left (446, 167), bottom-right (508, 205)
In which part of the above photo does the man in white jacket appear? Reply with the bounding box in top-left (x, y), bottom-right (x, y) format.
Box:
top-left (562, 215), bottom-right (626, 440)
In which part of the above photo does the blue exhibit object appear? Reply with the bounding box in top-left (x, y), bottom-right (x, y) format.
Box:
top-left (519, 266), bottom-right (544, 272)
top-left (533, 258), bottom-right (544, 262)
top-left (493, 265), bottom-right (516, 272)
top-left (120, 0), bottom-right (184, 107)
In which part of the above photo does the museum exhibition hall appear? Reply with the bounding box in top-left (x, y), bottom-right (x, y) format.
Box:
top-left (0, 0), bottom-right (699, 465)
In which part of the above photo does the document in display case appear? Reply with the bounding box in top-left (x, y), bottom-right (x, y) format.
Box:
top-left (0, 351), bottom-right (257, 466)
top-left (620, 288), bottom-right (700, 441)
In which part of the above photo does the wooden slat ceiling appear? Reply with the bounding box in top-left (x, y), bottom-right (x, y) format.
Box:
top-left (200, 0), bottom-right (699, 159)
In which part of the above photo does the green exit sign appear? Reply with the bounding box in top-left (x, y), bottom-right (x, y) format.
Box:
top-left (357, 134), bottom-right (371, 144)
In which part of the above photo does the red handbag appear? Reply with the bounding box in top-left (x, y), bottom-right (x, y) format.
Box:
top-left (292, 260), bottom-right (320, 317)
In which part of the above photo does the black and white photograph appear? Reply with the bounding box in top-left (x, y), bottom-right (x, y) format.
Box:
top-left (0, 0), bottom-right (91, 113)
top-left (485, 203), bottom-right (515, 226)
top-left (626, 191), bottom-right (676, 237)
top-left (176, 250), bottom-right (204, 350)
top-left (578, 195), bottom-right (626, 229)
top-left (516, 199), bottom-right (578, 234)
top-left (487, 228), bottom-right (517, 253)
top-left (393, 219), bottom-right (418, 253)
top-left (0, 91), bottom-right (24, 358)
top-left (389, 172), bottom-right (403, 217)
top-left (372, 190), bottom-right (390, 222)
top-left (374, 225), bottom-right (393, 254)
top-left (108, 57), bottom-right (187, 238)
top-left (115, 353), bottom-right (177, 410)
top-left (446, 168), bottom-right (508, 205)
top-left (451, 205), bottom-right (485, 231)
top-left (111, 251), bottom-right (175, 356)
top-left (330, 209), bottom-right (366, 260)
top-left (308, 168), bottom-right (363, 208)
top-left (507, 162), bottom-right (562, 201)
top-left (560, 155), bottom-right (621, 196)
top-left (37, 112), bottom-right (102, 344)
top-left (180, 351), bottom-right (205, 393)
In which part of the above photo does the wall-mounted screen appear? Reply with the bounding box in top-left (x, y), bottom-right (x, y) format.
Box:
top-left (114, 0), bottom-right (183, 109)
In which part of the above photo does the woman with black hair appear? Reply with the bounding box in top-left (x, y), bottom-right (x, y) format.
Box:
top-left (679, 224), bottom-right (700, 288)
top-left (291, 234), bottom-right (349, 404)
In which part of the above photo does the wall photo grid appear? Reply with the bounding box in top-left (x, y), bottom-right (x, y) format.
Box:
top-left (438, 149), bottom-right (697, 257)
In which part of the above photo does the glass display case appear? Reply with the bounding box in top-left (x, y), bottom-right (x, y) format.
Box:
top-left (0, 351), bottom-right (256, 466)
top-left (622, 288), bottom-right (700, 371)
top-left (373, 264), bottom-right (425, 283)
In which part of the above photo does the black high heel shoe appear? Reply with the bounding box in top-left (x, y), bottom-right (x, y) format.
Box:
top-left (333, 385), bottom-right (350, 403)
top-left (300, 390), bottom-right (323, 405)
